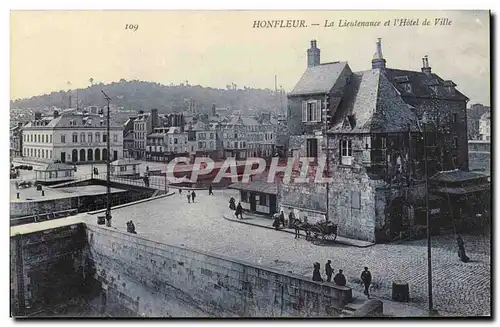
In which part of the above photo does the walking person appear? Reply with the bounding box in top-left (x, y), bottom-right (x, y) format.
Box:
top-left (235, 202), bottom-right (243, 219)
top-left (312, 262), bottom-right (323, 282)
top-left (186, 191), bottom-right (191, 203)
top-left (191, 190), bottom-right (196, 203)
top-left (361, 267), bottom-right (372, 299)
top-left (179, 188), bottom-right (182, 195)
top-left (208, 185), bottom-right (214, 195)
top-left (334, 269), bottom-right (347, 286)
top-left (325, 260), bottom-right (333, 282)
top-left (279, 211), bottom-right (285, 228)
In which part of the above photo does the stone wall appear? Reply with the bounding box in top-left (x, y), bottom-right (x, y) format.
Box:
top-left (86, 225), bottom-right (352, 317)
top-left (10, 223), bottom-right (89, 316)
top-left (278, 182), bottom-right (327, 220)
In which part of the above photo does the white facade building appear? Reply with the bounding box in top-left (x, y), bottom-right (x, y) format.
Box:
top-left (22, 111), bottom-right (123, 163)
top-left (479, 112), bottom-right (490, 141)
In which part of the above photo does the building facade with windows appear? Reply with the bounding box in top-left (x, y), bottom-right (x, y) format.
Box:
top-left (132, 109), bottom-right (159, 159)
top-left (22, 110), bottom-right (123, 164)
top-left (281, 39), bottom-right (477, 243)
top-left (479, 112), bottom-right (490, 141)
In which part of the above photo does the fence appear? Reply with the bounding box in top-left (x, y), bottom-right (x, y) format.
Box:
top-left (10, 209), bottom-right (78, 226)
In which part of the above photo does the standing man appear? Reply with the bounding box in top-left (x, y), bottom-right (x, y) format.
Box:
top-left (208, 185), bottom-right (214, 195)
top-left (186, 191), bottom-right (191, 203)
top-left (360, 267), bottom-right (372, 299)
top-left (191, 190), bottom-right (197, 203)
top-left (325, 260), bottom-right (333, 282)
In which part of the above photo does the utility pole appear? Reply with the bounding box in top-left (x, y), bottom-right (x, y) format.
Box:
top-left (323, 94), bottom-right (330, 222)
top-left (101, 90), bottom-right (112, 227)
top-left (422, 119), bottom-right (434, 313)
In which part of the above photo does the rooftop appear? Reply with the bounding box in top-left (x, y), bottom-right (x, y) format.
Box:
top-left (289, 62), bottom-right (348, 96)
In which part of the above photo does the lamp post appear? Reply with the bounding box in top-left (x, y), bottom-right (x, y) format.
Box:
top-left (101, 90), bottom-right (112, 227)
top-left (420, 115), bottom-right (434, 314)
top-left (322, 94), bottom-right (330, 222)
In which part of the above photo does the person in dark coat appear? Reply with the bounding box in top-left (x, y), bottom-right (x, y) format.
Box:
top-left (312, 262), bottom-right (323, 282)
top-left (272, 214), bottom-right (280, 230)
top-left (457, 235), bottom-right (470, 263)
top-left (229, 197), bottom-right (236, 210)
top-left (179, 188), bottom-right (182, 194)
top-left (334, 269), bottom-right (346, 286)
top-left (361, 267), bottom-right (372, 299)
top-left (191, 191), bottom-right (196, 203)
top-left (325, 260), bottom-right (333, 282)
top-left (208, 185), bottom-right (214, 195)
top-left (279, 211), bottom-right (285, 227)
top-left (235, 202), bottom-right (243, 219)
top-left (186, 191), bottom-right (191, 203)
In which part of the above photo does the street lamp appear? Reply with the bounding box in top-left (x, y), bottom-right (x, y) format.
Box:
top-left (101, 90), bottom-right (112, 227)
top-left (322, 94), bottom-right (331, 222)
top-left (418, 113), bottom-right (434, 314)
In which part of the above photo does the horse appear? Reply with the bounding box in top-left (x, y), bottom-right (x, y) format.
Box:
top-left (292, 219), bottom-right (312, 240)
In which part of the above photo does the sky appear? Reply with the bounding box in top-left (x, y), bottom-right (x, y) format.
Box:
top-left (10, 10), bottom-right (490, 105)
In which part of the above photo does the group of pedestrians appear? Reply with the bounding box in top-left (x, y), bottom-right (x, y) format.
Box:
top-left (312, 262), bottom-right (373, 299)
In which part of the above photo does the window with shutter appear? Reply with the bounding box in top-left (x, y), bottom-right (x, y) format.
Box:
top-left (316, 100), bottom-right (322, 122)
top-left (302, 101), bottom-right (307, 122)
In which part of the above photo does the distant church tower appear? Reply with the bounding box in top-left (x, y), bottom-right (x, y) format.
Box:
top-left (307, 40), bottom-right (321, 68)
top-left (371, 38), bottom-right (387, 69)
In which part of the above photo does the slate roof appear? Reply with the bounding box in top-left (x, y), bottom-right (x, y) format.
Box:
top-left (328, 69), bottom-right (419, 134)
top-left (35, 163), bottom-right (75, 171)
top-left (228, 180), bottom-right (278, 195)
top-left (111, 159), bottom-right (140, 166)
top-left (289, 62), bottom-right (348, 96)
top-left (384, 68), bottom-right (469, 102)
top-left (430, 170), bottom-right (490, 183)
top-left (24, 113), bottom-right (122, 129)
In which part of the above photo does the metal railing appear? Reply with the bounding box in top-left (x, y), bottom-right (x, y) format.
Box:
top-left (10, 208), bottom-right (79, 226)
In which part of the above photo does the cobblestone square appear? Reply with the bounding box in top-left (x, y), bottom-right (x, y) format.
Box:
top-left (86, 190), bottom-right (491, 316)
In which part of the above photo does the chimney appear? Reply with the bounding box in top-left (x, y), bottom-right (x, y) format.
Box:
top-left (34, 112), bottom-right (42, 120)
top-left (212, 104), bottom-right (216, 116)
top-left (371, 38), bottom-right (387, 69)
top-left (53, 110), bottom-right (60, 119)
top-left (307, 40), bottom-right (321, 68)
top-left (151, 108), bottom-right (159, 128)
top-left (421, 55), bottom-right (432, 76)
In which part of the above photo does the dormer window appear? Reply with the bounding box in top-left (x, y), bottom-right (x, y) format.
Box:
top-left (302, 100), bottom-right (321, 123)
top-left (402, 83), bottom-right (412, 93)
top-left (69, 119), bottom-right (76, 126)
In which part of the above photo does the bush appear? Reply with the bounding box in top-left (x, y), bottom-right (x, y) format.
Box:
top-left (27, 166), bottom-right (33, 171)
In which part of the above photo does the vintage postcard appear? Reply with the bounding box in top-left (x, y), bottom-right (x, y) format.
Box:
top-left (9, 10), bottom-right (491, 318)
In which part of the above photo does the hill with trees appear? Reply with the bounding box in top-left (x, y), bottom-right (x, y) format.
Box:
top-left (10, 79), bottom-right (288, 115)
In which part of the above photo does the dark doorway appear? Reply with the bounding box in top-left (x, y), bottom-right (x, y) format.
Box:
top-left (95, 149), bottom-right (101, 161)
top-left (250, 193), bottom-right (256, 211)
top-left (113, 151), bottom-right (118, 161)
top-left (389, 197), bottom-right (405, 235)
top-left (269, 195), bottom-right (277, 215)
top-left (88, 149), bottom-right (93, 161)
top-left (102, 149), bottom-right (108, 162)
top-left (307, 138), bottom-right (318, 158)
top-left (61, 152), bottom-right (66, 163)
top-left (80, 149), bottom-right (86, 162)
top-left (72, 149), bottom-right (78, 163)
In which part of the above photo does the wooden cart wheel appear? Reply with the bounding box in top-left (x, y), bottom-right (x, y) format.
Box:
top-left (310, 226), bottom-right (322, 239)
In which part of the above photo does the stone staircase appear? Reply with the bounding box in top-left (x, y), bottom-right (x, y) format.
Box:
top-left (339, 296), bottom-right (367, 317)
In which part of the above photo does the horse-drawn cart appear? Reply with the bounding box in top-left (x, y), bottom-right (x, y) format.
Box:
top-left (291, 219), bottom-right (338, 243)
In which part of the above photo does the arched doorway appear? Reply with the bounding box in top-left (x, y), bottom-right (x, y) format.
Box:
top-left (72, 149), bottom-right (78, 163)
top-left (87, 149), bottom-right (93, 161)
top-left (95, 149), bottom-right (101, 161)
top-left (80, 149), bottom-right (86, 162)
top-left (102, 149), bottom-right (108, 162)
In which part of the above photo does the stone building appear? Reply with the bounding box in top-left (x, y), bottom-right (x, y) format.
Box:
top-left (22, 110), bottom-right (123, 164)
top-left (479, 111), bottom-right (490, 141)
top-left (132, 109), bottom-right (160, 159)
top-left (281, 39), bottom-right (479, 243)
top-left (10, 122), bottom-right (24, 158)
